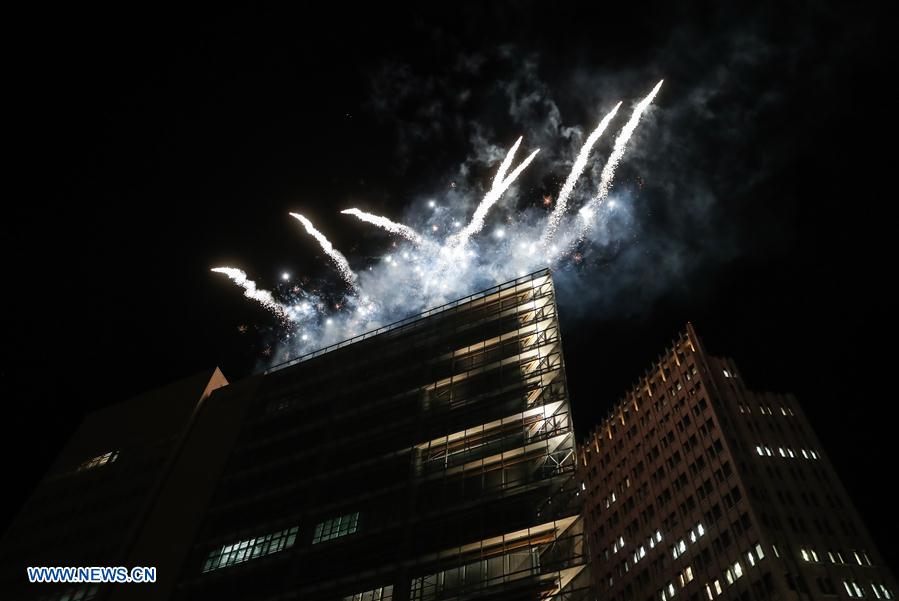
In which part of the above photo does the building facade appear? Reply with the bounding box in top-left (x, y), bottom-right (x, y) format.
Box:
top-left (0, 368), bottom-right (231, 601)
top-left (579, 323), bottom-right (896, 601)
top-left (173, 268), bottom-right (590, 601)
top-left (1, 269), bottom-right (591, 601)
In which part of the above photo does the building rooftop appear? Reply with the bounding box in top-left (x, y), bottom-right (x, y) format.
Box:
top-left (266, 267), bottom-right (553, 373)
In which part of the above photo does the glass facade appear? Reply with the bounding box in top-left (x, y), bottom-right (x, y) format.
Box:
top-left (176, 269), bottom-right (592, 601)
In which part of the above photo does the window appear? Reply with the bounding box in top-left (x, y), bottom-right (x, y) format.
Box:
top-left (844, 579), bottom-right (865, 598)
top-left (706, 579), bottom-right (723, 599)
top-left (76, 451), bottom-right (118, 472)
top-left (313, 512), bottom-right (359, 544)
top-left (203, 525), bottom-right (298, 572)
top-left (344, 585), bottom-right (393, 601)
top-left (689, 522), bottom-right (705, 542)
top-left (725, 561), bottom-right (743, 584)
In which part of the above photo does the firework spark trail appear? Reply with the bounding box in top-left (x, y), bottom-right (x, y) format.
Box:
top-left (451, 137), bottom-right (540, 249)
top-left (211, 267), bottom-right (289, 319)
top-left (289, 213), bottom-right (359, 292)
top-left (573, 80), bottom-right (663, 243)
top-left (541, 101), bottom-right (622, 250)
top-left (340, 208), bottom-right (426, 246)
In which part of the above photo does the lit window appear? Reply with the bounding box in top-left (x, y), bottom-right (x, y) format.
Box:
top-left (862, 551), bottom-right (873, 566)
top-left (76, 451), bottom-right (119, 472)
top-left (801, 548), bottom-right (810, 562)
top-left (746, 550), bottom-right (756, 567)
top-left (781, 407), bottom-right (788, 416)
top-left (772, 544), bottom-right (780, 558)
top-left (203, 525), bottom-right (298, 572)
top-left (844, 580), bottom-right (867, 598)
top-left (778, 447), bottom-right (786, 457)
top-left (723, 370), bottom-right (731, 378)
top-left (801, 449), bottom-right (809, 459)
top-left (811, 450), bottom-right (819, 459)
top-left (854, 551), bottom-right (864, 565)
top-left (343, 585), bottom-right (393, 601)
top-left (787, 448), bottom-right (795, 458)
top-left (766, 447), bottom-right (773, 456)
top-left (843, 580), bottom-right (865, 599)
top-left (756, 446), bottom-right (764, 456)
top-left (313, 512), bottom-right (359, 544)
top-left (755, 543), bottom-right (765, 560)
top-left (656, 530), bottom-right (664, 543)
top-left (673, 539), bottom-right (687, 559)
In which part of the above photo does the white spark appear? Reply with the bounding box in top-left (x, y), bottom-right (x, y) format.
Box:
top-left (542, 101), bottom-right (622, 249)
top-left (451, 137), bottom-right (540, 248)
top-left (576, 80), bottom-right (663, 241)
top-left (289, 213), bottom-right (359, 291)
top-left (341, 208), bottom-right (425, 245)
top-left (211, 267), bottom-right (289, 319)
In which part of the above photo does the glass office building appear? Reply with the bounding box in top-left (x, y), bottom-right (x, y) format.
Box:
top-left (174, 269), bottom-right (592, 601)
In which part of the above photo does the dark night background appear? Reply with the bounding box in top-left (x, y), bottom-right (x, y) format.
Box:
top-left (3, 2), bottom-right (895, 572)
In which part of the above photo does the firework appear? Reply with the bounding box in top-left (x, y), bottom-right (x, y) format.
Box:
top-left (451, 137), bottom-right (540, 249)
top-left (211, 267), bottom-right (289, 319)
top-left (574, 80), bottom-right (663, 241)
top-left (289, 213), bottom-right (359, 291)
top-left (340, 208), bottom-right (425, 246)
top-left (542, 101), bottom-right (622, 249)
top-left (214, 80), bottom-right (664, 362)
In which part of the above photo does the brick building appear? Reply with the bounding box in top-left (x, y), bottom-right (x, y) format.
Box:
top-left (579, 323), bottom-right (896, 601)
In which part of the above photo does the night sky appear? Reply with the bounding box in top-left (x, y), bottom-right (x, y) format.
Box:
top-left (4, 2), bottom-right (895, 570)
